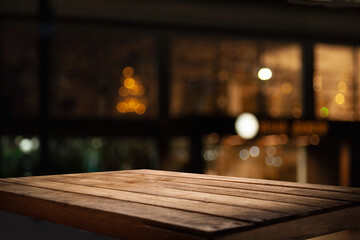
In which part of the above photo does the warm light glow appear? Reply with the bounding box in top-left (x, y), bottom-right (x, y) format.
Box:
top-left (335, 93), bottom-right (345, 105)
top-left (266, 146), bottom-right (276, 156)
top-left (135, 103), bottom-right (146, 115)
top-left (239, 149), bottom-right (250, 160)
top-left (281, 82), bottom-right (292, 94)
top-left (235, 113), bottom-right (259, 139)
top-left (249, 146), bottom-right (260, 157)
top-left (19, 138), bottom-right (32, 153)
top-left (292, 107), bottom-right (302, 118)
top-left (122, 66), bottom-right (134, 78)
top-left (124, 78), bottom-right (136, 89)
top-left (258, 68), bottom-right (272, 81)
top-left (119, 87), bottom-right (129, 97)
top-left (319, 107), bottom-right (329, 118)
top-left (127, 98), bottom-right (139, 109)
top-left (218, 70), bottom-right (230, 81)
top-left (309, 134), bottom-right (320, 145)
top-left (337, 81), bottom-right (347, 92)
top-left (313, 74), bottom-right (322, 92)
top-left (273, 157), bottom-right (282, 167)
top-left (117, 102), bottom-right (127, 113)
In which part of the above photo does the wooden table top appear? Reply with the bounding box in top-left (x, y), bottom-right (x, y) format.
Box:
top-left (1, 169), bottom-right (360, 240)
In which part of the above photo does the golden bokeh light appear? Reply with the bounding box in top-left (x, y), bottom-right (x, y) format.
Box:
top-left (337, 81), bottom-right (347, 93)
top-left (118, 87), bottom-right (129, 97)
top-left (135, 103), bottom-right (146, 115)
top-left (117, 102), bottom-right (127, 113)
top-left (313, 74), bottom-right (322, 92)
top-left (127, 97), bottom-right (139, 110)
top-left (124, 78), bottom-right (136, 89)
top-left (319, 107), bottom-right (329, 118)
top-left (335, 93), bottom-right (345, 105)
top-left (122, 66), bottom-right (134, 78)
top-left (292, 107), bottom-right (302, 118)
top-left (281, 82), bottom-right (292, 94)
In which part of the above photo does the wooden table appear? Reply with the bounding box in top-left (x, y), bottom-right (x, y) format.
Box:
top-left (1, 169), bottom-right (360, 240)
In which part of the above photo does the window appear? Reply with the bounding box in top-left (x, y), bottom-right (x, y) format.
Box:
top-left (171, 37), bottom-right (302, 118)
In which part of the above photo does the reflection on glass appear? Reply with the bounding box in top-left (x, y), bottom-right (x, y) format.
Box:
top-left (171, 38), bottom-right (302, 118)
top-left (314, 44), bottom-right (356, 121)
top-left (48, 137), bottom-right (158, 174)
top-left (164, 137), bottom-right (190, 171)
top-left (203, 133), bottom-right (340, 184)
top-left (0, 136), bottom-right (40, 177)
top-left (1, 21), bottom-right (38, 117)
top-left (51, 25), bottom-right (157, 118)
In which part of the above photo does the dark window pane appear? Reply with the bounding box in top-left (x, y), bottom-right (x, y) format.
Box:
top-left (0, 135), bottom-right (40, 178)
top-left (50, 24), bottom-right (158, 119)
top-left (1, 21), bottom-right (39, 117)
top-left (48, 137), bottom-right (158, 174)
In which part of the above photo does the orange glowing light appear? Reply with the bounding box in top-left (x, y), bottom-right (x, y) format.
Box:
top-left (337, 81), bottom-right (347, 92)
top-left (124, 78), bottom-right (136, 89)
top-left (335, 93), bottom-right (345, 105)
top-left (119, 87), bottom-right (129, 97)
top-left (135, 103), bottom-right (146, 115)
top-left (122, 66), bottom-right (134, 78)
top-left (281, 82), bottom-right (292, 94)
top-left (126, 97), bottom-right (139, 110)
top-left (117, 102), bottom-right (127, 113)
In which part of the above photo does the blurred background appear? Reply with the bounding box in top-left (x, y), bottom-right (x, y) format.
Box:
top-left (1, 0), bottom-right (360, 188)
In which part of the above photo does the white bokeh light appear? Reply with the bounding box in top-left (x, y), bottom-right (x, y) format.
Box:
top-left (258, 68), bottom-right (272, 80)
top-left (235, 113), bottom-right (259, 140)
top-left (19, 138), bottom-right (33, 153)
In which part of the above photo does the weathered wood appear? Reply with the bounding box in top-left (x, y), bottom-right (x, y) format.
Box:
top-left (32, 175), bottom-right (320, 214)
top-left (1, 169), bottom-right (360, 240)
top-left (64, 173), bottom-right (346, 208)
top-left (113, 171), bottom-right (360, 202)
top-left (0, 181), bottom-right (248, 239)
top-left (123, 169), bottom-right (360, 194)
top-left (218, 206), bottom-right (360, 240)
top-left (1, 178), bottom-right (287, 223)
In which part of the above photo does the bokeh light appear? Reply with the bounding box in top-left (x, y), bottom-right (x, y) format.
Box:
top-left (117, 102), bottom-right (127, 113)
top-left (135, 103), bottom-right (146, 115)
top-left (124, 78), bottom-right (136, 89)
top-left (249, 146), bottom-right (260, 157)
top-left (122, 66), bottom-right (134, 78)
top-left (19, 138), bottom-right (32, 153)
top-left (281, 82), bottom-right (292, 94)
top-left (292, 107), bottom-right (302, 118)
top-left (337, 81), bottom-right (347, 92)
top-left (235, 113), bottom-right (259, 140)
top-left (309, 134), bottom-right (320, 145)
top-left (335, 93), bottom-right (345, 105)
top-left (319, 107), bottom-right (329, 118)
top-left (258, 68), bottom-right (272, 81)
top-left (239, 149), bottom-right (250, 160)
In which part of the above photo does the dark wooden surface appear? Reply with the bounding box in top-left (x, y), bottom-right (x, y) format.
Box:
top-left (0, 169), bottom-right (360, 240)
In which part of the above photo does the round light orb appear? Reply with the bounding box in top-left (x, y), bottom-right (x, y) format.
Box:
top-left (19, 138), bottom-right (33, 153)
top-left (258, 68), bottom-right (272, 81)
top-left (235, 113), bottom-right (259, 140)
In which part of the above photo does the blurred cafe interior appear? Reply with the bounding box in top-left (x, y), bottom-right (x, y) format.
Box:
top-left (1, 0), bottom-right (360, 188)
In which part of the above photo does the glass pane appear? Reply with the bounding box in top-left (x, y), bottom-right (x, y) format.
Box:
top-left (203, 133), bottom-right (341, 185)
top-left (0, 135), bottom-right (40, 178)
top-left (0, 20), bottom-right (39, 117)
top-left (314, 44), bottom-right (356, 121)
top-left (171, 37), bottom-right (302, 118)
top-left (51, 24), bottom-right (158, 119)
top-left (48, 137), bottom-right (158, 174)
top-left (163, 137), bottom-right (190, 171)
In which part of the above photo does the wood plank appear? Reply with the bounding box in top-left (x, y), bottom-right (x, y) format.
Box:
top-left (0, 181), bottom-right (250, 239)
top-left (1, 178), bottom-right (287, 223)
top-left (37, 175), bottom-right (320, 214)
top-left (91, 173), bottom-right (345, 208)
top-left (217, 206), bottom-right (360, 240)
top-left (123, 169), bottom-right (360, 194)
top-left (110, 171), bottom-right (360, 202)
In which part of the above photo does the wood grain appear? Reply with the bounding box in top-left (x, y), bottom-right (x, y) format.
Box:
top-left (1, 169), bottom-right (360, 240)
